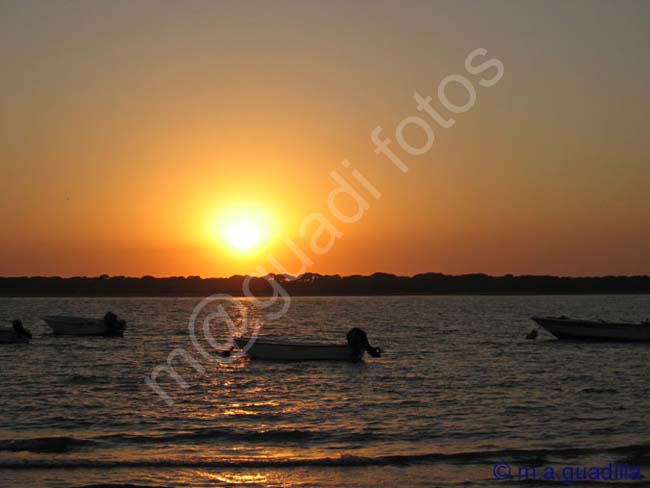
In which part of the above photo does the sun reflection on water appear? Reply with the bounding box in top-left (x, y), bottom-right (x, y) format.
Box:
top-left (199, 471), bottom-right (269, 484)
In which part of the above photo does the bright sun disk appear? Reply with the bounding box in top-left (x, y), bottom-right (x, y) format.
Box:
top-left (224, 219), bottom-right (263, 251)
top-left (212, 204), bottom-right (274, 255)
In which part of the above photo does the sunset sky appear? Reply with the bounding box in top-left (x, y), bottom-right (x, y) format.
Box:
top-left (2, 0), bottom-right (649, 277)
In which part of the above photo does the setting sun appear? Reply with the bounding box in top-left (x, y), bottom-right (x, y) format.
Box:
top-left (212, 204), bottom-right (276, 256)
top-left (224, 219), bottom-right (263, 251)
top-left (4, 3), bottom-right (650, 488)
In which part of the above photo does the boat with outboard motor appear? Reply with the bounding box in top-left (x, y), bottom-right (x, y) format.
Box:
top-left (43, 312), bottom-right (126, 337)
top-left (234, 328), bottom-right (382, 362)
top-left (532, 316), bottom-right (650, 342)
top-left (0, 320), bottom-right (32, 344)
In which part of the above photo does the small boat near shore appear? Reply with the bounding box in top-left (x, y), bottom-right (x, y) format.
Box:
top-left (234, 328), bottom-right (382, 362)
top-left (532, 316), bottom-right (650, 342)
top-left (43, 312), bottom-right (126, 337)
top-left (0, 320), bottom-right (32, 344)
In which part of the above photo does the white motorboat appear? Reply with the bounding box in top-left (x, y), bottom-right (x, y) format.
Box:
top-left (0, 320), bottom-right (32, 344)
top-left (532, 316), bottom-right (650, 342)
top-left (43, 312), bottom-right (126, 337)
top-left (234, 328), bottom-right (381, 362)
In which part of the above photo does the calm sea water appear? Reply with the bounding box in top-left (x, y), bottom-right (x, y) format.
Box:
top-left (1, 295), bottom-right (650, 487)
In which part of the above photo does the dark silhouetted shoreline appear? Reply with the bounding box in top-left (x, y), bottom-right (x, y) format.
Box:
top-left (1, 273), bottom-right (650, 297)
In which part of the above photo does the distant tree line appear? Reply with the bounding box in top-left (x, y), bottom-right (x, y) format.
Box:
top-left (1, 272), bottom-right (650, 296)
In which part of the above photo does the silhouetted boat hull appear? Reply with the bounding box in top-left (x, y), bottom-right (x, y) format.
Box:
top-left (0, 329), bottom-right (29, 344)
top-left (43, 316), bottom-right (126, 337)
top-left (234, 338), bottom-right (366, 362)
top-left (533, 317), bottom-right (650, 342)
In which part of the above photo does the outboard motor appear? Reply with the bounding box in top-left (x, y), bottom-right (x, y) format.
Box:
top-left (12, 320), bottom-right (32, 340)
top-left (103, 312), bottom-right (126, 336)
top-left (347, 328), bottom-right (382, 358)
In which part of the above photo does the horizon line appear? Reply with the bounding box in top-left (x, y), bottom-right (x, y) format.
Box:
top-left (2, 272), bottom-right (650, 280)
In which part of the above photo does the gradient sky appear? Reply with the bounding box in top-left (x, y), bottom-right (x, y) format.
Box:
top-left (1, 0), bottom-right (649, 277)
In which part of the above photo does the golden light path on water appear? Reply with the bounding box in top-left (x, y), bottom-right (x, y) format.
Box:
top-left (2, 296), bottom-right (650, 487)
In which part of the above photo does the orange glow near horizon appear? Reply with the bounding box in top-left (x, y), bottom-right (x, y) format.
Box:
top-left (2, 2), bottom-right (650, 277)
